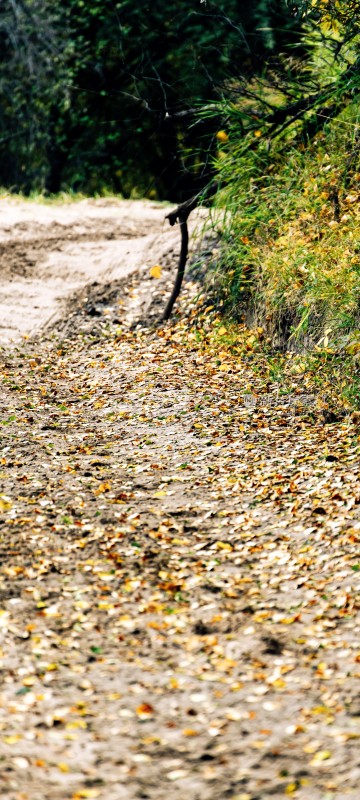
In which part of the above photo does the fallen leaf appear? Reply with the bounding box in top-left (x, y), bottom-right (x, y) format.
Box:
top-left (0, 495), bottom-right (12, 511)
top-left (3, 735), bottom-right (22, 744)
top-left (57, 762), bottom-right (70, 773)
top-left (310, 749), bottom-right (332, 765)
top-left (136, 703), bottom-right (155, 718)
top-left (149, 265), bottom-right (162, 278)
top-left (285, 784), bottom-right (298, 795)
top-left (216, 541), bottom-right (233, 551)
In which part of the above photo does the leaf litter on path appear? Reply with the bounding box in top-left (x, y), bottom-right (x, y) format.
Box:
top-left (0, 248), bottom-right (359, 800)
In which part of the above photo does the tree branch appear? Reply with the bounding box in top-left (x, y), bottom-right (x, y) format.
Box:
top-left (162, 194), bottom-right (201, 321)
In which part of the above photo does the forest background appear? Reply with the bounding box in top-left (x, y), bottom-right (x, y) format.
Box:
top-left (1, 0), bottom-right (360, 402)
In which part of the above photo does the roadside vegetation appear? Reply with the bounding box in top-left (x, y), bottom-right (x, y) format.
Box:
top-left (204, 108), bottom-right (360, 408)
top-left (205, 2), bottom-right (360, 408)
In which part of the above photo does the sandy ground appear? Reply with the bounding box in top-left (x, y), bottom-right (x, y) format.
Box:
top-left (0, 197), bottom-right (204, 343)
top-left (0, 199), bottom-right (359, 800)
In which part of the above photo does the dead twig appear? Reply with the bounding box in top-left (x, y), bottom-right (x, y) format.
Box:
top-left (162, 194), bottom-right (199, 321)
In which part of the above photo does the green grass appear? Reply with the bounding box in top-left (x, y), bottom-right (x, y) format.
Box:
top-left (0, 188), bottom-right (127, 204)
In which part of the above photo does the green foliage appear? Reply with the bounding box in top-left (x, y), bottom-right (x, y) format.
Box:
top-left (0, 0), bottom-right (72, 191)
top-left (0, 0), bottom-right (301, 198)
top-left (291, 0), bottom-right (360, 29)
top-left (213, 37), bottom-right (360, 368)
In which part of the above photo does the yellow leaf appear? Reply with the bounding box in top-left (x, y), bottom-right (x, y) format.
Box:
top-left (3, 735), bottom-right (23, 744)
top-left (216, 541), bottom-right (233, 551)
top-left (73, 791), bottom-right (100, 799)
top-left (124, 578), bottom-right (140, 592)
top-left (23, 676), bottom-right (36, 686)
top-left (66, 720), bottom-right (87, 730)
top-left (280, 614), bottom-right (300, 624)
top-left (310, 749), bottom-right (331, 765)
top-left (149, 265), bottom-right (162, 279)
top-left (95, 482), bottom-right (111, 494)
top-left (0, 495), bottom-right (12, 512)
top-left (230, 795), bottom-right (252, 800)
top-left (230, 682), bottom-right (244, 691)
top-left (58, 762), bottom-right (70, 773)
top-left (141, 735), bottom-right (162, 745)
top-left (153, 490), bottom-right (168, 498)
top-left (270, 678), bottom-right (286, 689)
top-left (182, 728), bottom-right (199, 736)
top-left (285, 784), bottom-right (298, 795)
top-left (218, 326), bottom-right (227, 335)
top-left (216, 130), bottom-right (229, 143)
top-left (311, 705), bottom-right (330, 716)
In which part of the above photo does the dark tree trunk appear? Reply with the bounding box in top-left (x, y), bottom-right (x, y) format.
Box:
top-left (45, 143), bottom-right (68, 194)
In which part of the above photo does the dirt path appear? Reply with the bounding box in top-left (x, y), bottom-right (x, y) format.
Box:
top-left (0, 200), bottom-right (359, 800)
top-left (0, 197), bottom-right (202, 343)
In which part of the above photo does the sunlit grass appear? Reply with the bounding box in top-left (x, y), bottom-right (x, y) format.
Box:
top-left (0, 188), bottom-right (127, 204)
